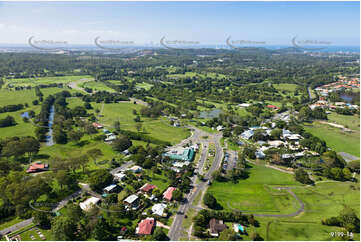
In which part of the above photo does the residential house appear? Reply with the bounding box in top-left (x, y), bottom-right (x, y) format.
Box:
top-left (135, 218), bottom-right (156, 235)
top-left (140, 183), bottom-right (157, 194)
top-left (103, 184), bottom-right (119, 194)
top-left (113, 172), bottom-right (126, 181)
top-left (163, 187), bottom-right (176, 201)
top-left (151, 203), bottom-right (167, 217)
top-left (209, 218), bottom-right (227, 237)
top-left (240, 130), bottom-right (254, 140)
top-left (123, 194), bottom-right (139, 210)
top-left (129, 165), bottom-right (142, 173)
top-left (266, 104), bottom-right (279, 110)
top-left (92, 122), bottom-right (103, 129)
top-left (26, 162), bottom-right (49, 173)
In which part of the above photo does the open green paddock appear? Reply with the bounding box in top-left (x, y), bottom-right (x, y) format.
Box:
top-left (208, 164), bottom-right (300, 214)
top-left (79, 81), bottom-right (116, 93)
top-left (0, 87), bottom-right (78, 138)
top-left (327, 113), bottom-right (360, 132)
top-left (207, 162), bottom-right (360, 241)
top-left (135, 82), bottom-right (153, 90)
top-left (89, 101), bottom-right (190, 145)
top-left (273, 83), bottom-right (298, 92)
top-left (4, 75), bottom-right (93, 88)
top-left (304, 121), bottom-right (360, 157)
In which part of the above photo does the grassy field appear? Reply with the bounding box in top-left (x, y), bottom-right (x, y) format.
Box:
top-left (207, 163), bottom-right (360, 241)
top-left (79, 81), bottom-right (116, 93)
top-left (0, 87), bottom-right (76, 138)
top-left (304, 121), bottom-right (360, 157)
top-left (4, 75), bottom-right (93, 88)
top-left (273, 83), bottom-right (298, 92)
top-left (328, 113), bottom-right (360, 131)
top-left (136, 82), bottom-right (153, 90)
top-left (91, 102), bottom-right (190, 145)
top-left (208, 164), bottom-right (300, 214)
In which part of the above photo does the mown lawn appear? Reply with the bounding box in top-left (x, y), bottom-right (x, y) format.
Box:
top-left (208, 164), bottom-right (300, 214)
top-left (304, 122), bottom-right (360, 157)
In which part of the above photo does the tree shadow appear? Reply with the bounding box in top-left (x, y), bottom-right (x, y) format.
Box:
top-left (76, 140), bottom-right (90, 147)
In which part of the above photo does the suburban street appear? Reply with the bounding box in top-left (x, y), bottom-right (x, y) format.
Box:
top-left (168, 128), bottom-right (223, 241)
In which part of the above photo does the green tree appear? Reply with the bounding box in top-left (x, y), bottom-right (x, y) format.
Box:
top-left (51, 216), bottom-right (77, 240)
top-left (153, 228), bottom-right (168, 241)
top-left (172, 189), bottom-right (183, 202)
top-left (112, 135), bottom-right (132, 152)
top-left (203, 193), bottom-right (218, 209)
top-left (68, 130), bottom-right (84, 143)
top-left (294, 168), bottom-right (313, 184)
top-left (87, 148), bottom-right (103, 164)
top-left (33, 210), bottom-right (51, 229)
top-left (89, 169), bottom-right (113, 191)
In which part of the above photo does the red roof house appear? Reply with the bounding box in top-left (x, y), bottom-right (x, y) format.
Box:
top-left (26, 162), bottom-right (49, 173)
top-left (266, 105), bottom-right (279, 110)
top-left (136, 218), bottom-right (155, 235)
top-left (92, 122), bottom-right (103, 129)
top-left (163, 187), bottom-right (176, 201)
top-left (140, 183), bottom-right (157, 193)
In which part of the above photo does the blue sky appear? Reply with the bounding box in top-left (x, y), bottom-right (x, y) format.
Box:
top-left (0, 1), bottom-right (359, 46)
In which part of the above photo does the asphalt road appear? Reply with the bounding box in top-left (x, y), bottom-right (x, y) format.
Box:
top-left (110, 161), bottom-right (134, 175)
top-left (0, 219), bottom-right (34, 236)
top-left (168, 129), bottom-right (223, 241)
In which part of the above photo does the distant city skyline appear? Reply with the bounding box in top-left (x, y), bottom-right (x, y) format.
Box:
top-left (0, 1), bottom-right (359, 46)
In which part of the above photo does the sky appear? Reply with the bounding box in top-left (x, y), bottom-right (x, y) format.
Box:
top-left (0, 1), bottom-right (359, 46)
